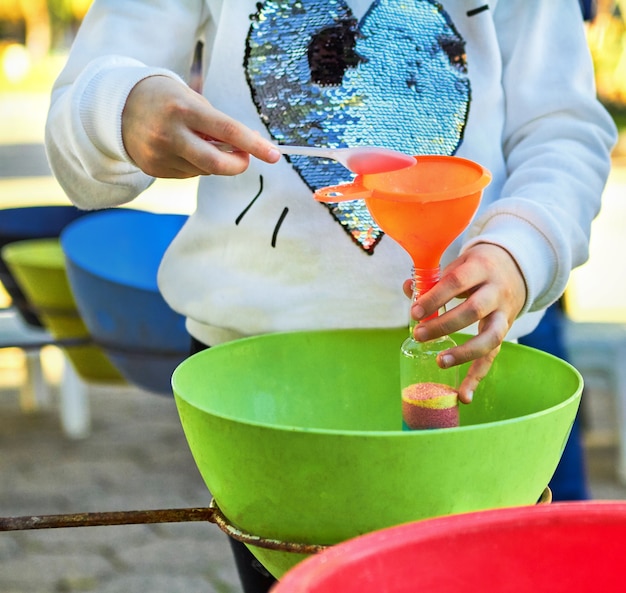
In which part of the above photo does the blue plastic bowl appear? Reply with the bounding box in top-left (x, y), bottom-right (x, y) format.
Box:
top-left (61, 209), bottom-right (189, 395)
top-left (0, 205), bottom-right (89, 326)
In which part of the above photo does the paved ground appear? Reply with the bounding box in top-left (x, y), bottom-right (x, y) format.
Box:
top-left (0, 374), bottom-right (241, 593)
top-left (1, 91), bottom-right (626, 592)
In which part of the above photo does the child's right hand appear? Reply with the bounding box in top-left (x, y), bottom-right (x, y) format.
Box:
top-left (121, 76), bottom-right (280, 178)
top-left (403, 242), bottom-right (527, 405)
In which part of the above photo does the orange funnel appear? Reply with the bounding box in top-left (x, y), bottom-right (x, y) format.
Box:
top-left (315, 156), bottom-right (491, 268)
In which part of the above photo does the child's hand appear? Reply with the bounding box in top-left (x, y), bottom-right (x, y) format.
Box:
top-left (121, 76), bottom-right (280, 178)
top-left (403, 243), bottom-right (527, 404)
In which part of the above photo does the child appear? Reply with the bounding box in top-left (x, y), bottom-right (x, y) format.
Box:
top-left (46, 1), bottom-right (616, 590)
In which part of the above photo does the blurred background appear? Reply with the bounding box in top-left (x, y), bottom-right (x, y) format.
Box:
top-left (1, 1), bottom-right (626, 591)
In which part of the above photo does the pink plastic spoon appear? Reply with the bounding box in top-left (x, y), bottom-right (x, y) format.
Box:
top-left (207, 141), bottom-right (416, 175)
top-left (275, 145), bottom-right (416, 175)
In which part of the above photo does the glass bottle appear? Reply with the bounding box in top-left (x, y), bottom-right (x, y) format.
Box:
top-left (400, 267), bottom-right (459, 430)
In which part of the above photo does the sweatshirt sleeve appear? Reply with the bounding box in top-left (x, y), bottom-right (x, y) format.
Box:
top-left (461, 0), bottom-right (617, 314)
top-left (44, 0), bottom-right (213, 210)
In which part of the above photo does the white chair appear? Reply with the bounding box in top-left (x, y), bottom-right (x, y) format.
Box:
top-left (0, 307), bottom-right (90, 439)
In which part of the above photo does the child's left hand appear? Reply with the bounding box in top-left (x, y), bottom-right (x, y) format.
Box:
top-left (403, 242), bottom-right (527, 405)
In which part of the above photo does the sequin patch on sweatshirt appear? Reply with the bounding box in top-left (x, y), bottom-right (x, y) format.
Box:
top-left (245, 0), bottom-right (470, 253)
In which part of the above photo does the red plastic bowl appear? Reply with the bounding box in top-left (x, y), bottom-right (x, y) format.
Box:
top-left (272, 502), bottom-right (626, 592)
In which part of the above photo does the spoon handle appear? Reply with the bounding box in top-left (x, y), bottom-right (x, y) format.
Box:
top-left (206, 141), bottom-right (338, 161)
top-left (275, 145), bottom-right (334, 159)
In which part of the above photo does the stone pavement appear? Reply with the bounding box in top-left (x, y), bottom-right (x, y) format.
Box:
top-left (0, 371), bottom-right (241, 593)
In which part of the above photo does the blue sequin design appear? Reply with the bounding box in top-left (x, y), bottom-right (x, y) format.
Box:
top-left (245, 0), bottom-right (470, 253)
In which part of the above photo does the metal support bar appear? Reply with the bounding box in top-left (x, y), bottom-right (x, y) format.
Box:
top-left (0, 507), bottom-right (215, 531)
top-left (0, 490), bottom-right (551, 555)
top-left (0, 499), bottom-right (329, 555)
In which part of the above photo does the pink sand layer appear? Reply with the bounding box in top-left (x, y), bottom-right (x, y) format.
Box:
top-left (402, 401), bottom-right (459, 429)
top-left (402, 382), bottom-right (459, 429)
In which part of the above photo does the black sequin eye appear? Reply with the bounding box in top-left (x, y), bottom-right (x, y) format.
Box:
top-left (308, 19), bottom-right (364, 86)
top-left (438, 34), bottom-right (467, 73)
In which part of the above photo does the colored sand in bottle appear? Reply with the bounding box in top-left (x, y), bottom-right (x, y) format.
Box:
top-left (402, 381), bottom-right (459, 429)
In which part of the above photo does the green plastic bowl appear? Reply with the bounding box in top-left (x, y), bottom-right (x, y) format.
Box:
top-left (1, 238), bottom-right (124, 384)
top-left (172, 328), bottom-right (583, 578)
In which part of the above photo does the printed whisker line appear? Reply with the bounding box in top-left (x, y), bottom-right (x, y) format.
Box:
top-left (236, 175), bottom-right (264, 225)
top-left (467, 5), bottom-right (489, 17)
top-left (271, 207), bottom-right (289, 248)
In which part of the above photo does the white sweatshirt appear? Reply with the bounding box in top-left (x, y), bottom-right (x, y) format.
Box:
top-left (46, 0), bottom-right (616, 346)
